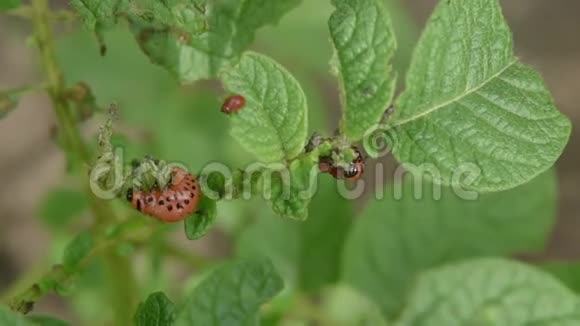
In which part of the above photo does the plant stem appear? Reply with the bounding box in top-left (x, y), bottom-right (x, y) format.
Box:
top-left (5, 217), bottom-right (219, 315)
top-left (28, 1), bottom-right (138, 323)
top-left (7, 218), bottom-right (153, 314)
top-left (31, 0), bottom-right (88, 162)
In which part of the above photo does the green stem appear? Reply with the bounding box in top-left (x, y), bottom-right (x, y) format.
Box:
top-left (28, 1), bottom-right (138, 323)
top-left (7, 218), bottom-right (153, 314)
top-left (5, 218), bottom-right (218, 315)
top-left (31, 0), bottom-right (89, 162)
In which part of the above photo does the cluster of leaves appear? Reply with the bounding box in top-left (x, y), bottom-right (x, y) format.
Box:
top-left (1, 0), bottom-right (578, 325)
top-left (75, 0), bottom-right (569, 218)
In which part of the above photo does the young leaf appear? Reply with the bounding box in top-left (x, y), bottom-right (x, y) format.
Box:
top-left (342, 171), bottom-right (557, 318)
top-left (184, 197), bottom-right (217, 240)
top-left (329, 0), bottom-right (397, 141)
top-left (62, 232), bottom-right (94, 272)
top-left (38, 189), bottom-right (88, 229)
top-left (220, 52), bottom-right (308, 163)
top-left (134, 292), bottom-right (176, 326)
top-left (176, 257), bottom-right (283, 325)
top-left (0, 0), bottom-right (20, 11)
top-left (395, 258), bottom-right (580, 325)
top-left (133, 0), bottom-right (301, 82)
top-left (389, 0), bottom-right (571, 192)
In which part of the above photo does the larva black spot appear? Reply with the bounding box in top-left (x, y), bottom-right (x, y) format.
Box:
top-left (136, 200), bottom-right (142, 211)
top-left (190, 193), bottom-right (194, 198)
top-left (184, 199), bottom-right (190, 205)
top-left (177, 203), bottom-right (183, 209)
top-left (167, 205), bottom-right (173, 211)
top-left (159, 200), bottom-right (164, 205)
top-left (126, 188), bottom-right (133, 201)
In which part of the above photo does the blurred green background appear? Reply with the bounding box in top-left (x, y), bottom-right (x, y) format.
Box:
top-left (0, 0), bottom-right (579, 324)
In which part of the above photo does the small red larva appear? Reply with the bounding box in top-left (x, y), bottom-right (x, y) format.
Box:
top-left (127, 167), bottom-right (201, 222)
top-left (335, 161), bottom-right (364, 180)
top-left (318, 156), bottom-right (333, 174)
top-left (221, 95), bottom-right (246, 114)
top-left (321, 146), bottom-right (365, 181)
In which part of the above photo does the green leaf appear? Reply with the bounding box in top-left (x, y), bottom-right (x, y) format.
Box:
top-left (220, 52), bottom-right (308, 163)
top-left (267, 156), bottom-right (316, 220)
top-left (0, 0), bottom-right (20, 11)
top-left (342, 171), bottom-right (557, 318)
top-left (176, 257), bottom-right (283, 326)
top-left (298, 178), bottom-right (353, 291)
top-left (71, 0), bottom-right (205, 32)
top-left (134, 0), bottom-right (301, 82)
top-left (126, 0), bottom-right (206, 35)
top-left (62, 232), bottom-right (94, 272)
top-left (38, 189), bottom-right (88, 229)
top-left (0, 92), bottom-right (18, 118)
top-left (134, 291), bottom-right (176, 326)
top-left (27, 315), bottom-right (70, 326)
top-left (329, 0), bottom-right (397, 141)
top-left (237, 215), bottom-right (300, 284)
top-left (0, 306), bottom-right (33, 326)
top-left (238, 178), bottom-right (353, 291)
top-left (395, 258), bottom-right (580, 326)
top-left (389, 0), bottom-right (571, 192)
top-left (184, 197), bottom-right (217, 240)
top-left (541, 262), bottom-right (580, 294)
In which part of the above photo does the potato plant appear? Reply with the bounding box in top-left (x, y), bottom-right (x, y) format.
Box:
top-left (0, 0), bottom-right (576, 325)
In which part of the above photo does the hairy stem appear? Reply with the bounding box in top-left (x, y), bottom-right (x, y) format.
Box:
top-left (23, 0), bottom-right (139, 323)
